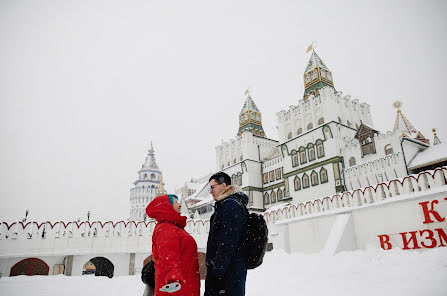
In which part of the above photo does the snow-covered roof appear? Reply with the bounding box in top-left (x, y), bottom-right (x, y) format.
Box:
top-left (184, 181), bottom-right (211, 201)
top-left (189, 196), bottom-right (214, 209)
top-left (408, 142), bottom-right (447, 169)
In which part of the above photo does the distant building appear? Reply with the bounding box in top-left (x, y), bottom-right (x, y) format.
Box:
top-left (129, 143), bottom-right (164, 221)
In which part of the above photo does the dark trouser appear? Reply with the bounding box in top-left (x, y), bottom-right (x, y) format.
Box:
top-left (204, 260), bottom-right (247, 296)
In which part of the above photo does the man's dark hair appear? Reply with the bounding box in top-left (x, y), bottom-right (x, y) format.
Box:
top-left (209, 171), bottom-right (231, 185)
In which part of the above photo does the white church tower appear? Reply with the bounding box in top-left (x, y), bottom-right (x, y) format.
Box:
top-left (129, 143), bottom-right (164, 221)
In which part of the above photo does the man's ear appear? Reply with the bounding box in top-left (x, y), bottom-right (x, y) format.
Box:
top-left (222, 182), bottom-right (227, 188)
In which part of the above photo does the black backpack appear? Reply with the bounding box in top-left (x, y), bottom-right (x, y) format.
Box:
top-left (141, 260), bottom-right (155, 291)
top-left (237, 201), bottom-right (269, 269)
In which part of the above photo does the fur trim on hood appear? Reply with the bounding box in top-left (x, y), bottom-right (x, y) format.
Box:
top-left (215, 185), bottom-right (242, 201)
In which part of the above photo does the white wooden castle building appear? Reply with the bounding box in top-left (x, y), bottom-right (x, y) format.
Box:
top-left (183, 50), bottom-right (445, 218)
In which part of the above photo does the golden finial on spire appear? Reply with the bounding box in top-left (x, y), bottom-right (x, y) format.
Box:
top-left (306, 41), bottom-right (317, 53)
top-left (393, 100), bottom-right (402, 111)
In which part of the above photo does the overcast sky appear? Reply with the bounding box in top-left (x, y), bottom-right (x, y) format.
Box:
top-left (1, 0), bottom-right (446, 222)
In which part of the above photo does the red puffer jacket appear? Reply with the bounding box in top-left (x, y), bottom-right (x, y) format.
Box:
top-left (146, 195), bottom-right (200, 296)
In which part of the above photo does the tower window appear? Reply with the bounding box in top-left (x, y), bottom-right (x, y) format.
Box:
top-left (307, 123), bottom-right (313, 130)
top-left (318, 117), bottom-right (325, 125)
top-left (264, 193), bottom-right (270, 205)
top-left (312, 70), bottom-right (318, 80)
top-left (297, 128), bottom-right (303, 135)
top-left (349, 157), bottom-right (356, 167)
top-left (316, 140), bottom-right (324, 158)
top-left (320, 168), bottom-right (328, 183)
top-left (385, 144), bottom-right (393, 155)
top-left (308, 143), bottom-right (316, 161)
top-left (277, 189), bottom-right (283, 201)
top-left (299, 147), bottom-right (307, 164)
top-left (288, 132), bottom-right (292, 139)
top-left (271, 191), bottom-right (277, 203)
top-left (311, 171), bottom-right (319, 186)
top-left (294, 176), bottom-right (301, 191)
top-left (291, 151), bottom-right (298, 167)
top-left (338, 117), bottom-right (342, 124)
top-left (302, 174), bottom-right (310, 188)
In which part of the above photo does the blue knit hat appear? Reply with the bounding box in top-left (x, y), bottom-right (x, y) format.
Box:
top-left (168, 194), bottom-right (179, 205)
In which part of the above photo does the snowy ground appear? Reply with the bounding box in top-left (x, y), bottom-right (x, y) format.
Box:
top-left (1, 248), bottom-right (447, 296)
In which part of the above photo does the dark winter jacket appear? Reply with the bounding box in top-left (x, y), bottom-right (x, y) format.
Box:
top-left (205, 185), bottom-right (248, 296)
top-left (146, 195), bottom-right (200, 296)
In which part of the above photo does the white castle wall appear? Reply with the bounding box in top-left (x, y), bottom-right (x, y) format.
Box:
top-left (342, 131), bottom-right (409, 191)
top-left (265, 167), bottom-right (447, 253)
top-left (0, 219), bottom-right (210, 277)
top-left (276, 88), bottom-right (372, 144)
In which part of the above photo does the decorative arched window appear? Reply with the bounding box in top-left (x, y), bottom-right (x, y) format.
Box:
top-left (316, 140), bottom-right (324, 158)
top-left (308, 143), bottom-right (316, 161)
top-left (233, 158), bottom-right (236, 164)
top-left (277, 189), bottom-right (283, 201)
top-left (264, 193), bottom-right (270, 205)
top-left (294, 176), bottom-right (301, 191)
top-left (384, 144), bottom-right (393, 155)
top-left (240, 155), bottom-right (243, 161)
top-left (297, 128), bottom-right (303, 135)
top-left (347, 120), bottom-right (351, 127)
top-left (288, 132), bottom-right (292, 140)
top-left (318, 117), bottom-right (325, 125)
top-left (307, 123), bottom-right (313, 131)
top-left (151, 173), bottom-right (156, 180)
top-left (338, 117), bottom-right (342, 124)
top-left (291, 150), bottom-right (298, 167)
top-left (237, 173), bottom-right (242, 186)
top-left (349, 157), bottom-right (356, 167)
top-left (320, 168), bottom-right (328, 183)
top-left (302, 174), bottom-right (310, 188)
top-left (299, 147), bottom-right (307, 164)
top-left (144, 173), bottom-right (148, 179)
top-left (271, 191), bottom-right (277, 203)
top-left (311, 171), bottom-right (319, 186)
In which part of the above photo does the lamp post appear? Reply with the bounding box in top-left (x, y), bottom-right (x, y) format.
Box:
top-left (22, 209), bottom-right (29, 223)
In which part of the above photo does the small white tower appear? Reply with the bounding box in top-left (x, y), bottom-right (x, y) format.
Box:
top-left (129, 142), bottom-right (163, 221)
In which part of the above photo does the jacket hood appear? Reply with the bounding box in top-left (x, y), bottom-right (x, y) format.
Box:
top-left (215, 185), bottom-right (248, 205)
top-left (146, 195), bottom-right (187, 228)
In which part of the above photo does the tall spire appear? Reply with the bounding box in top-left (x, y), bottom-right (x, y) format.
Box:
top-left (432, 128), bottom-right (441, 145)
top-left (392, 101), bottom-right (428, 144)
top-left (303, 50), bottom-right (335, 99)
top-left (142, 142), bottom-right (159, 170)
top-left (238, 89), bottom-right (266, 137)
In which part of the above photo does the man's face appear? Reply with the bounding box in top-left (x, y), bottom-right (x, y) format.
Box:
top-left (209, 179), bottom-right (226, 201)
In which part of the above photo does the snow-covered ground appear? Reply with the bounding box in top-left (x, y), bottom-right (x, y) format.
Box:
top-left (1, 248), bottom-right (446, 296)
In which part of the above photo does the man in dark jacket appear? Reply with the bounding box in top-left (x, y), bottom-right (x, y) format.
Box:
top-left (205, 172), bottom-right (248, 296)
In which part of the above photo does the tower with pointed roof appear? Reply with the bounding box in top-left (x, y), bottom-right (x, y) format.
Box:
top-left (129, 142), bottom-right (163, 221)
top-left (237, 90), bottom-right (266, 137)
top-left (303, 51), bottom-right (335, 99)
top-left (392, 101), bottom-right (428, 144)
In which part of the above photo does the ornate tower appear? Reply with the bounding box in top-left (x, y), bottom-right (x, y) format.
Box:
top-left (237, 90), bottom-right (266, 137)
top-left (129, 142), bottom-right (163, 221)
top-left (392, 101), bottom-right (428, 144)
top-left (303, 50), bottom-right (335, 99)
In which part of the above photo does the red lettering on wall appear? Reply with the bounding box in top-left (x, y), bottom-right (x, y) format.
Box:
top-left (419, 200), bottom-right (446, 224)
top-left (378, 234), bottom-right (392, 250)
top-left (435, 228), bottom-right (447, 247)
top-left (419, 229), bottom-right (437, 248)
top-left (400, 231), bottom-right (421, 250)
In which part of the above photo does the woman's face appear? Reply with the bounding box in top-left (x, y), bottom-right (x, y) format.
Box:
top-left (173, 198), bottom-right (181, 213)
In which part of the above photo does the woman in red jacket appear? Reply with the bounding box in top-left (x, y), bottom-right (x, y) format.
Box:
top-left (146, 194), bottom-right (200, 296)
